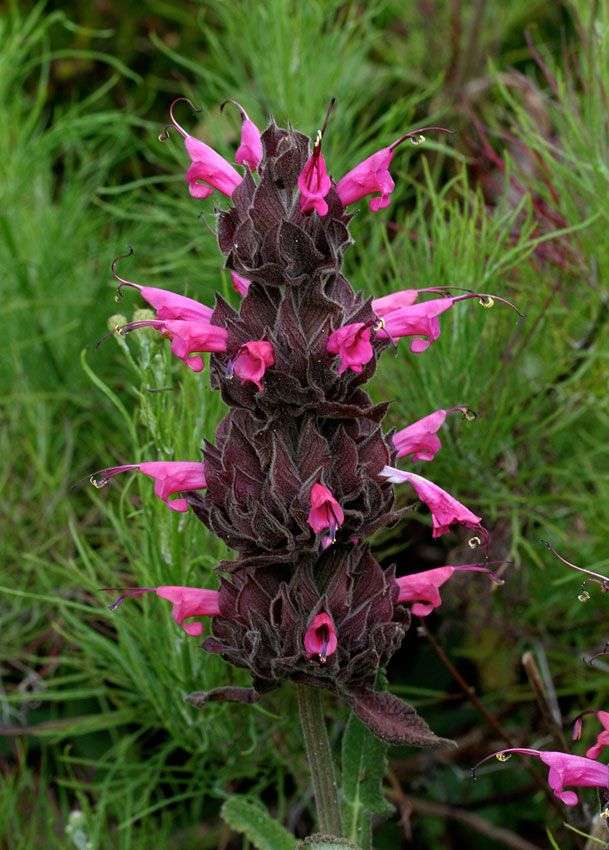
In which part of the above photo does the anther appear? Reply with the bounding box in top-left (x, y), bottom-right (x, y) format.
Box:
top-left (409, 134), bottom-right (426, 145)
top-left (479, 295), bottom-right (495, 308)
top-left (578, 591), bottom-right (591, 602)
top-left (468, 536), bottom-right (482, 548)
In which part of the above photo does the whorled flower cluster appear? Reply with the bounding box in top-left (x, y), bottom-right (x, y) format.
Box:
top-left (94, 98), bottom-right (510, 745)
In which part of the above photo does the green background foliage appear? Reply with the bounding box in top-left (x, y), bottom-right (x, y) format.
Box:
top-left (2, 1), bottom-right (609, 847)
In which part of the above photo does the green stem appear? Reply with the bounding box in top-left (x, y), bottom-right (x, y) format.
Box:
top-left (296, 684), bottom-right (342, 836)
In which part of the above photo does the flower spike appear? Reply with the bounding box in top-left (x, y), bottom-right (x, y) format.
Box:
top-left (94, 107), bottom-right (523, 750)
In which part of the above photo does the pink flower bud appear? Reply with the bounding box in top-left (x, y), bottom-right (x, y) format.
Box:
top-left (304, 612), bottom-right (338, 663)
top-left (230, 271), bottom-right (251, 296)
top-left (307, 483), bottom-right (344, 540)
top-left (298, 146), bottom-right (332, 216)
top-left (235, 116), bottom-right (263, 171)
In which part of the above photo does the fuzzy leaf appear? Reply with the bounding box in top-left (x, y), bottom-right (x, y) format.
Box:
top-left (341, 712), bottom-right (393, 849)
top-left (221, 796), bottom-right (296, 850)
top-left (298, 836), bottom-right (359, 850)
top-left (344, 689), bottom-right (453, 748)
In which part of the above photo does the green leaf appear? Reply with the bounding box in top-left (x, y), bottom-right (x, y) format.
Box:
top-left (221, 795), bottom-right (297, 850)
top-left (341, 712), bottom-right (394, 849)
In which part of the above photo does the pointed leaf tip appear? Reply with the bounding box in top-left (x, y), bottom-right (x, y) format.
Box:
top-left (345, 688), bottom-right (454, 748)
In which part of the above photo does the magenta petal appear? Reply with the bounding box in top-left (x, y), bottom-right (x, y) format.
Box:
top-left (380, 467), bottom-right (482, 537)
top-left (236, 118), bottom-right (263, 171)
top-left (304, 612), bottom-right (338, 661)
top-left (336, 147), bottom-right (395, 211)
top-left (232, 340), bottom-right (275, 389)
top-left (307, 483), bottom-right (344, 535)
top-left (156, 586), bottom-right (220, 635)
top-left (392, 409), bottom-right (447, 461)
top-left (326, 322), bottom-right (374, 375)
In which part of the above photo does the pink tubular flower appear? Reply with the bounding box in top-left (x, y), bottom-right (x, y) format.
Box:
top-left (118, 284), bottom-right (212, 322)
top-left (393, 409), bottom-right (448, 462)
top-left (476, 748), bottom-right (609, 806)
top-left (224, 101), bottom-right (263, 171)
top-left (117, 318), bottom-right (227, 372)
top-left (232, 340), bottom-right (275, 390)
top-left (168, 98), bottom-right (242, 200)
top-left (396, 564), bottom-right (500, 616)
top-left (156, 586), bottom-right (221, 636)
top-left (109, 586), bottom-right (220, 637)
top-left (336, 127), bottom-right (449, 212)
top-left (326, 322), bottom-right (374, 375)
top-left (307, 483), bottom-right (345, 546)
top-left (379, 467), bottom-right (483, 538)
top-left (298, 143), bottom-right (332, 216)
top-left (304, 612), bottom-right (338, 663)
top-left (372, 287), bottom-right (449, 317)
top-left (572, 711), bottom-right (609, 761)
top-left (230, 270), bottom-right (251, 296)
top-left (90, 461), bottom-right (206, 512)
top-left (376, 296), bottom-right (459, 353)
top-left (112, 250), bottom-right (213, 322)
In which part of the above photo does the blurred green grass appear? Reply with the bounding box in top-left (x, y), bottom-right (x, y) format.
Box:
top-left (2, 1), bottom-right (609, 848)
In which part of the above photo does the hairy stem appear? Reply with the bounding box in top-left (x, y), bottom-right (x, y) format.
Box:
top-left (296, 684), bottom-right (342, 836)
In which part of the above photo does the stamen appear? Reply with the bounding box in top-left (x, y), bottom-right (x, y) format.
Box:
top-left (452, 290), bottom-right (525, 320)
top-left (111, 246), bottom-right (143, 297)
top-left (540, 540), bottom-right (609, 592)
top-left (586, 642), bottom-right (609, 664)
top-left (169, 96), bottom-right (202, 139)
top-left (389, 126), bottom-right (454, 152)
top-left (578, 590), bottom-right (591, 602)
top-left (103, 586), bottom-right (155, 611)
top-left (446, 405), bottom-right (477, 421)
top-left (468, 536), bottom-right (481, 548)
top-left (220, 99), bottom-right (249, 122)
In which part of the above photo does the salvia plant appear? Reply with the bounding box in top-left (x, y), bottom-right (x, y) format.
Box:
top-left (91, 97), bottom-right (536, 847)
